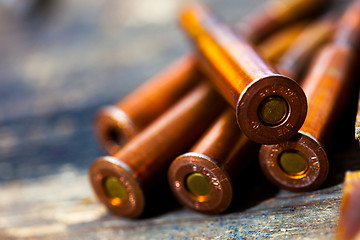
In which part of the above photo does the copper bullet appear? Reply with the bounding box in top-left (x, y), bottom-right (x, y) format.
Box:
top-left (168, 17), bottom-right (328, 214)
top-left (259, 0), bottom-right (360, 192)
top-left (94, 54), bottom-right (200, 154)
top-left (336, 171), bottom-right (360, 240)
top-left (180, 4), bottom-right (307, 144)
top-left (238, 0), bottom-right (330, 44)
top-left (89, 83), bottom-right (226, 218)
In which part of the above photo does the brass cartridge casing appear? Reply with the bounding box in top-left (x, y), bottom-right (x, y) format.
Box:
top-left (180, 4), bottom-right (307, 144)
top-left (95, 0), bottom-right (329, 153)
top-left (259, 0), bottom-right (360, 192)
top-left (90, 83), bottom-right (225, 218)
top-left (95, 54), bottom-right (200, 154)
top-left (168, 16), bottom-right (332, 214)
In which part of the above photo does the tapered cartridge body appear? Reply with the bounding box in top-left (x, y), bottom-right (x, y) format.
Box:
top-left (180, 4), bottom-right (307, 144)
top-left (95, 54), bottom-right (200, 154)
top-left (89, 83), bottom-right (225, 218)
top-left (259, 0), bottom-right (360, 192)
top-left (238, 0), bottom-right (330, 44)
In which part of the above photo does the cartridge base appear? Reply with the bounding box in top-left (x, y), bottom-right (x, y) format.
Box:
top-left (168, 152), bottom-right (232, 214)
top-left (237, 75), bottom-right (307, 144)
top-left (95, 106), bottom-right (137, 155)
top-left (259, 132), bottom-right (328, 192)
top-left (89, 156), bottom-right (145, 218)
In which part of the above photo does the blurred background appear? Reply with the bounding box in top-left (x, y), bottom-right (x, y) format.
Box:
top-left (0, 0), bottom-right (270, 182)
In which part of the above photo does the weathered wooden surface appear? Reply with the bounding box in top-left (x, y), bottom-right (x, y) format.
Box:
top-left (0, 0), bottom-right (359, 239)
top-left (0, 171), bottom-right (343, 239)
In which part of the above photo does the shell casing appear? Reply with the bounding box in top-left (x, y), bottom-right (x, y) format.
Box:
top-left (91, 0), bottom-right (331, 217)
top-left (94, 54), bottom-right (200, 155)
top-left (89, 83), bottom-right (226, 218)
top-left (179, 4), bottom-right (307, 144)
top-left (168, 14), bottom-right (330, 214)
top-left (260, 45), bottom-right (357, 192)
top-left (168, 109), bottom-right (257, 214)
top-left (259, 0), bottom-right (360, 191)
top-left (94, 0), bottom-right (331, 154)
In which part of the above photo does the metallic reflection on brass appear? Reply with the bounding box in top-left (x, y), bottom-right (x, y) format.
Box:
top-left (90, 83), bottom-right (225, 218)
top-left (92, 0), bottom-right (336, 216)
top-left (260, 0), bottom-right (360, 192)
top-left (168, 8), bottom-right (330, 214)
top-left (95, 0), bottom-right (330, 152)
top-left (180, 4), bottom-right (307, 144)
top-left (94, 54), bottom-right (200, 155)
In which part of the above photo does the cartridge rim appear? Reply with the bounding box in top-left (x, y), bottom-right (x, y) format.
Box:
top-left (237, 75), bottom-right (307, 144)
top-left (168, 152), bottom-right (232, 214)
top-left (95, 106), bottom-right (137, 155)
top-left (258, 132), bottom-right (328, 192)
top-left (89, 156), bottom-right (145, 218)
